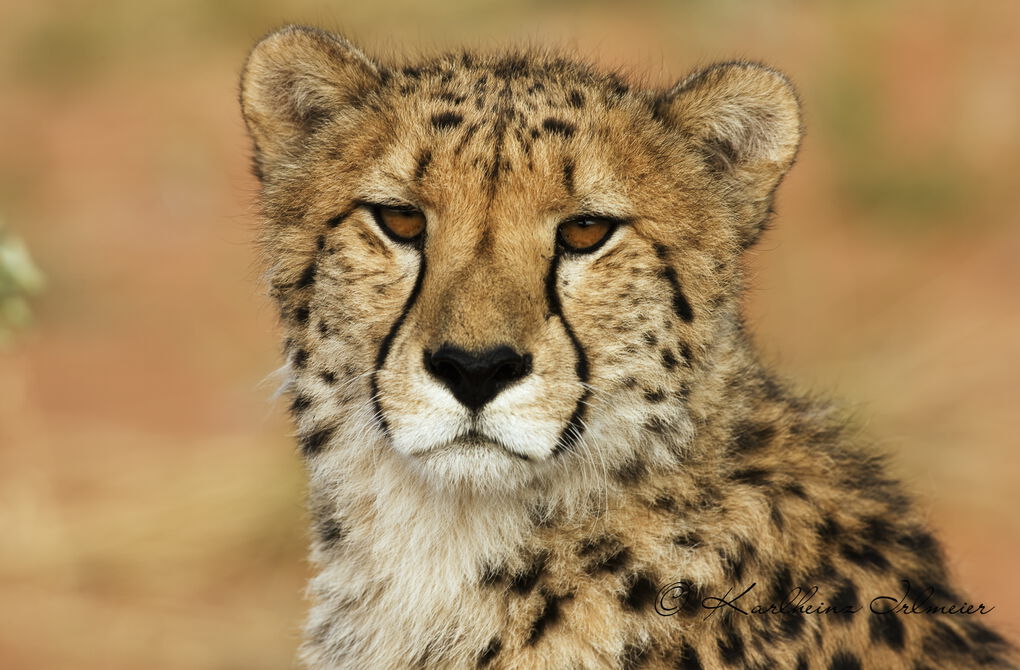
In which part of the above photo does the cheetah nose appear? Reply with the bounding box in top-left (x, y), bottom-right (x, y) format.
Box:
top-left (424, 345), bottom-right (532, 412)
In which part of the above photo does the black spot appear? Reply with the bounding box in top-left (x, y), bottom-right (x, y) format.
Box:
top-left (509, 552), bottom-right (548, 595)
top-left (731, 421), bottom-right (777, 453)
top-left (677, 642), bottom-right (703, 670)
top-left (300, 426), bottom-right (333, 456)
top-left (661, 348), bottom-right (678, 369)
top-left (402, 66), bottom-right (422, 79)
top-left (431, 112), bottom-right (463, 129)
top-left (477, 637), bottom-right (501, 666)
top-left (293, 349), bottom-right (309, 368)
top-left (780, 612), bottom-right (805, 640)
top-left (829, 581), bottom-right (858, 623)
top-left (827, 651), bottom-right (861, 670)
top-left (615, 459), bottom-right (648, 484)
top-left (319, 370), bottom-right (336, 385)
top-left (770, 502), bottom-right (785, 530)
top-left (289, 393), bottom-right (312, 414)
top-left (621, 641), bottom-right (650, 669)
top-left (568, 90), bottom-right (585, 108)
top-left (716, 619), bottom-right (745, 665)
top-left (438, 91), bottom-right (466, 105)
top-left (672, 532), bottom-right (701, 547)
top-left (732, 467), bottom-right (771, 486)
top-left (293, 304), bottom-right (310, 325)
top-left (896, 529), bottom-right (939, 555)
top-left (818, 516), bottom-right (843, 545)
top-left (315, 516), bottom-right (345, 547)
top-left (862, 516), bottom-right (896, 546)
top-left (643, 390), bottom-right (666, 403)
top-left (784, 482), bottom-right (809, 500)
top-left (588, 547), bottom-right (631, 575)
top-left (840, 543), bottom-right (890, 571)
top-left (296, 262), bottom-right (317, 289)
top-left (415, 149), bottom-right (432, 180)
top-left (770, 565), bottom-right (794, 605)
top-left (642, 331), bottom-right (658, 347)
top-left (562, 158), bottom-right (575, 194)
top-left (622, 573), bottom-right (658, 611)
top-left (492, 55), bottom-right (529, 79)
top-left (659, 266), bottom-right (695, 322)
top-left (963, 620), bottom-right (1007, 647)
top-left (541, 117), bottom-right (575, 138)
top-left (869, 611), bottom-right (905, 650)
top-left (526, 591), bottom-right (569, 645)
top-left (929, 620), bottom-right (970, 655)
top-left (795, 655), bottom-right (809, 670)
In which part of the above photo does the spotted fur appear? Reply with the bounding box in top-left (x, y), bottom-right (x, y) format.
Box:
top-left (240, 26), bottom-right (1016, 670)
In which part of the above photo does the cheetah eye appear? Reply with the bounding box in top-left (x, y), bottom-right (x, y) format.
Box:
top-left (557, 217), bottom-right (618, 254)
top-left (370, 204), bottom-right (427, 244)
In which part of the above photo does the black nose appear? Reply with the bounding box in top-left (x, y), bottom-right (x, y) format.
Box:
top-left (424, 345), bottom-right (532, 411)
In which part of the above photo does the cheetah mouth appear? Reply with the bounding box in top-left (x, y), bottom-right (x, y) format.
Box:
top-left (435, 429), bottom-right (533, 461)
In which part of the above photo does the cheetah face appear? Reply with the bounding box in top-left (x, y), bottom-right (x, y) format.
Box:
top-left (241, 27), bottom-right (801, 492)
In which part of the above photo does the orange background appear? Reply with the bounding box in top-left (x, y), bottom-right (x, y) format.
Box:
top-left (1, 1), bottom-right (1018, 668)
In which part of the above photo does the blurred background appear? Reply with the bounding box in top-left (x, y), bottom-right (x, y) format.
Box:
top-left (1, 1), bottom-right (1017, 667)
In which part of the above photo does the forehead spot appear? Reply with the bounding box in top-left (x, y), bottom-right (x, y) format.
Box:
top-left (431, 112), bottom-right (464, 130)
top-left (542, 118), bottom-right (575, 138)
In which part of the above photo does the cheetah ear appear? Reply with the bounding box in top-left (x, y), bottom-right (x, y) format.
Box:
top-left (654, 62), bottom-right (802, 246)
top-left (240, 26), bottom-right (383, 179)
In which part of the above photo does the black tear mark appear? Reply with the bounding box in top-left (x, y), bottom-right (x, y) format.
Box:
top-left (659, 265), bottom-right (695, 322)
top-left (542, 117), bottom-right (576, 138)
top-left (300, 426), bottom-right (333, 457)
top-left (415, 149), bottom-right (432, 180)
top-left (562, 158), bottom-right (575, 195)
top-left (545, 253), bottom-right (590, 454)
top-left (370, 252), bottom-right (427, 437)
top-left (431, 111), bottom-right (463, 129)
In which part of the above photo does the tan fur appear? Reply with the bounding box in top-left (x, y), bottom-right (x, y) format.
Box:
top-left (240, 26), bottom-right (1016, 670)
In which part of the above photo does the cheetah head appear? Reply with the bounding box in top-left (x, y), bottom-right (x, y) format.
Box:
top-left (240, 27), bottom-right (801, 493)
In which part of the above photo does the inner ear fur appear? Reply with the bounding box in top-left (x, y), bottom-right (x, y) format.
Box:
top-left (654, 62), bottom-right (803, 246)
top-left (240, 26), bottom-right (382, 178)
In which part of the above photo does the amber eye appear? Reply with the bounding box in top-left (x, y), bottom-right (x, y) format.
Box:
top-left (371, 205), bottom-right (426, 243)
top-left (557, 217), bottom-right (617, 253)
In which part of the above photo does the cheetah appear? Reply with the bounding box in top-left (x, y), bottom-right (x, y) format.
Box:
top-left (239, 25), bottom-right (1016, 670)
